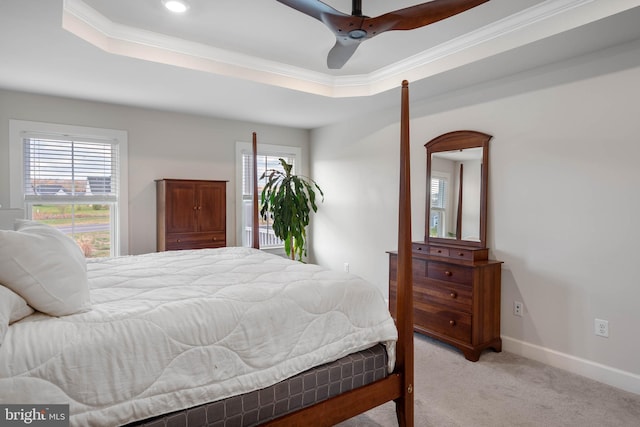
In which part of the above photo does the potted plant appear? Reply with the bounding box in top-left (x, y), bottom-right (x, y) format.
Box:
top-left (260, 159), bottom-right (324, 261)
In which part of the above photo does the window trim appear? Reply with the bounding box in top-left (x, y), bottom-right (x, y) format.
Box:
top-left (9, 120), bottom-right (129, 256)
top-left (235, 141), bottom-right (302, 248)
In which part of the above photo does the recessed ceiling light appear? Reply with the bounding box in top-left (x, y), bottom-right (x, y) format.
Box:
top-left (162, 0), bottom-right (189, 14)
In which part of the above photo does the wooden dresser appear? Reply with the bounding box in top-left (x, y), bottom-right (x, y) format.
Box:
top-left (388, 242), bottom-right (502, 361)
top-left (156, 179), bottom-right (226, 251)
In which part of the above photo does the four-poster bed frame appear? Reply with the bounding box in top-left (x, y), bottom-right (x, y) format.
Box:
top-left (251, 81), bottom-right (414, 426)
top-left (0, 82), bottom-right (415, 427)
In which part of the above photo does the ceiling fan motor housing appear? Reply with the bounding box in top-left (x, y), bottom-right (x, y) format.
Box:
top-left (348, 29), bottom-right (367, 39)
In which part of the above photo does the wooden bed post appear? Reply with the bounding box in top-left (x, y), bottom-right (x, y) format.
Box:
top-left (262, 82), bottom-right (414, 427)
top-left (395, 80), bottom-right (414, 427)
top-left (252, 132), bottom-right (260, 249)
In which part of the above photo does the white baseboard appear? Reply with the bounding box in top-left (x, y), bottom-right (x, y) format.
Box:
top-left (502, 335), bottom-right (640, 395)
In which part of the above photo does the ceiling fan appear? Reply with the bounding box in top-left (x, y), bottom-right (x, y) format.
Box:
top-left (276, 0), bottom-right (490, 69)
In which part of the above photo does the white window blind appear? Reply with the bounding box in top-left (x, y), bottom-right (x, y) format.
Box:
top-left (430, 176), bottom-right (448, 238)
top-left (431, 176), bottom-right (447, 209)
top-left (22, 135), bottom-right (119, 205)
top-left (241, 152), bottom-right (296, 198)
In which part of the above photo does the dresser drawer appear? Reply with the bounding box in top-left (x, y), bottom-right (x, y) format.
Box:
top-left (447, 248), bottom-right (474, 260)
top-left (412, 242), bottom-right (428, 254)
top-left (165, 232), bottom-right (225, 250)
top-left (427, 262), bottom-right (473, 284)
top-left (412, 244), bottom-right (453, 257)
top-left (414, 280), bottom-right (472, 312)
top-left (414, 301), bottom-right (471, 343)
top-left (411, 243), bottom-right (489, 261)
top-left (429, 246), bottom-right (450, 257)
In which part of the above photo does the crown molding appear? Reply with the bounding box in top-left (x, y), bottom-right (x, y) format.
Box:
top-left (62, 0), bottom-right (640, 98)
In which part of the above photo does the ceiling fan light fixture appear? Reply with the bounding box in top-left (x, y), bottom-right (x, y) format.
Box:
top-left (348, 29), bottom-right (367, 39)
top-left (162, 0), bottom-right (189, 14)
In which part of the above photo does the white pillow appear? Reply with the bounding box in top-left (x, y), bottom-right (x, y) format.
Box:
top-left (0, 285), bottom-right (34, 346)
top-left (0, 219), bottom-right (91, 316)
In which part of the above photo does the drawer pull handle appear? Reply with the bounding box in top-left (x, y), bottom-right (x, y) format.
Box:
top-left (449, 320), bottom-right (456, 326)
top-left (444, 271), bottom-right (452, 277)
top-left (450, 292), bottom-right (457, 299)
top-left (177, 239), bottom-right (181, 243)
top-left (437, 249), bottom-right (442, 253)
top-left (458, 252), bottom-right (465, 257)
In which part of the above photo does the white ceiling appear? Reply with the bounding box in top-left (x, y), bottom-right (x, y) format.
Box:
top-left (1, 0), bottom-right (640, 129)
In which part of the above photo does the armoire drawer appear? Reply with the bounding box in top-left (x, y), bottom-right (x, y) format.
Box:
top-left (414, 301), bottom-right (471, 343)
top-left (165, 232), bottom-right (225, 250)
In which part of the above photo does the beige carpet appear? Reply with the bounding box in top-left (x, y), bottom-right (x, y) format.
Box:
top-left (338, 334), bottom-right (640, 426)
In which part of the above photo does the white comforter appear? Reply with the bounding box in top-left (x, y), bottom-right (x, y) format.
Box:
top-left (0, 247), bottom-right (397, 426)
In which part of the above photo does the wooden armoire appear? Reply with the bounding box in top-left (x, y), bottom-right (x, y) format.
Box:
top-left (156, 179), bottom-right (226, 251)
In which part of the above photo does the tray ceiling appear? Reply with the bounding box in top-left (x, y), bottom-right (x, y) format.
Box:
top-left (2, 0), bottom-right (640, 127)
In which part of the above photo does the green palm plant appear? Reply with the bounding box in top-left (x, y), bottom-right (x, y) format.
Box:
top-left (260, 159), bottom-right (324, 261)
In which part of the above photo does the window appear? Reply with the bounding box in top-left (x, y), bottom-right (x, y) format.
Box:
top-left (10, 120), bottom-right (128, 257)
top-left (430, 173), bottom-right (448, 238)
top-left (236, 142), bottom-right (301, 248)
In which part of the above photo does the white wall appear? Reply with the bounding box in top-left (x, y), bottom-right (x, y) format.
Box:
top-left (0, 90), bottom-right (309, 255)
top-left (310, 41), bottom-right (640, 393)
top-left (459, 159), bottom-right (481, 241)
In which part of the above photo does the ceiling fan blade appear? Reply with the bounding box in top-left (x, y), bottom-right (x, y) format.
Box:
top-left (276, 0), bottom-right (346, 23)
top-left (367, 0), bottom-right (490, 34)
top-left (276, 0), bottom-right (364, 36)
top-left (327, 37), bottom-right (361, 69)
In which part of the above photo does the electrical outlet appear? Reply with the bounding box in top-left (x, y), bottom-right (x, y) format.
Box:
top-left (514, 301), bottom-right (523, 317)
top-left (343, 262), bottom-right (349, 273)
top-left (595, 319), bottom-right (609, 337)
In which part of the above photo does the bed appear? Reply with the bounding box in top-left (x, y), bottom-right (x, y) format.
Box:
top-left (0, 81), bottom-right (415, 426)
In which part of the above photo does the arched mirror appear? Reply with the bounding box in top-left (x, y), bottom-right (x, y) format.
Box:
top-left (425, 131), bottom-right (491, 248)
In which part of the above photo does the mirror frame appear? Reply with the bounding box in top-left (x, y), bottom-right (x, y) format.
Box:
top-left (425, 130), bottom-right (492, 248)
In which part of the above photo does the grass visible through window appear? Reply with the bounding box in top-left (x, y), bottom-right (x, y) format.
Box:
top-left (31, 204), bottom-right (111, 258)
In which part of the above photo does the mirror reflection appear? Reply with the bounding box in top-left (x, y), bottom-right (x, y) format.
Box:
top-left (425, 130), bottom-right (491, 248)
top-left (429, 148), bottom-right (482, 242)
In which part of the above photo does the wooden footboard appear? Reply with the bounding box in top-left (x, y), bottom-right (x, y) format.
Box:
top-left (263, 374), bottom-right (403, 426)
top-left (252, 81), bottom-right (414, 426)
